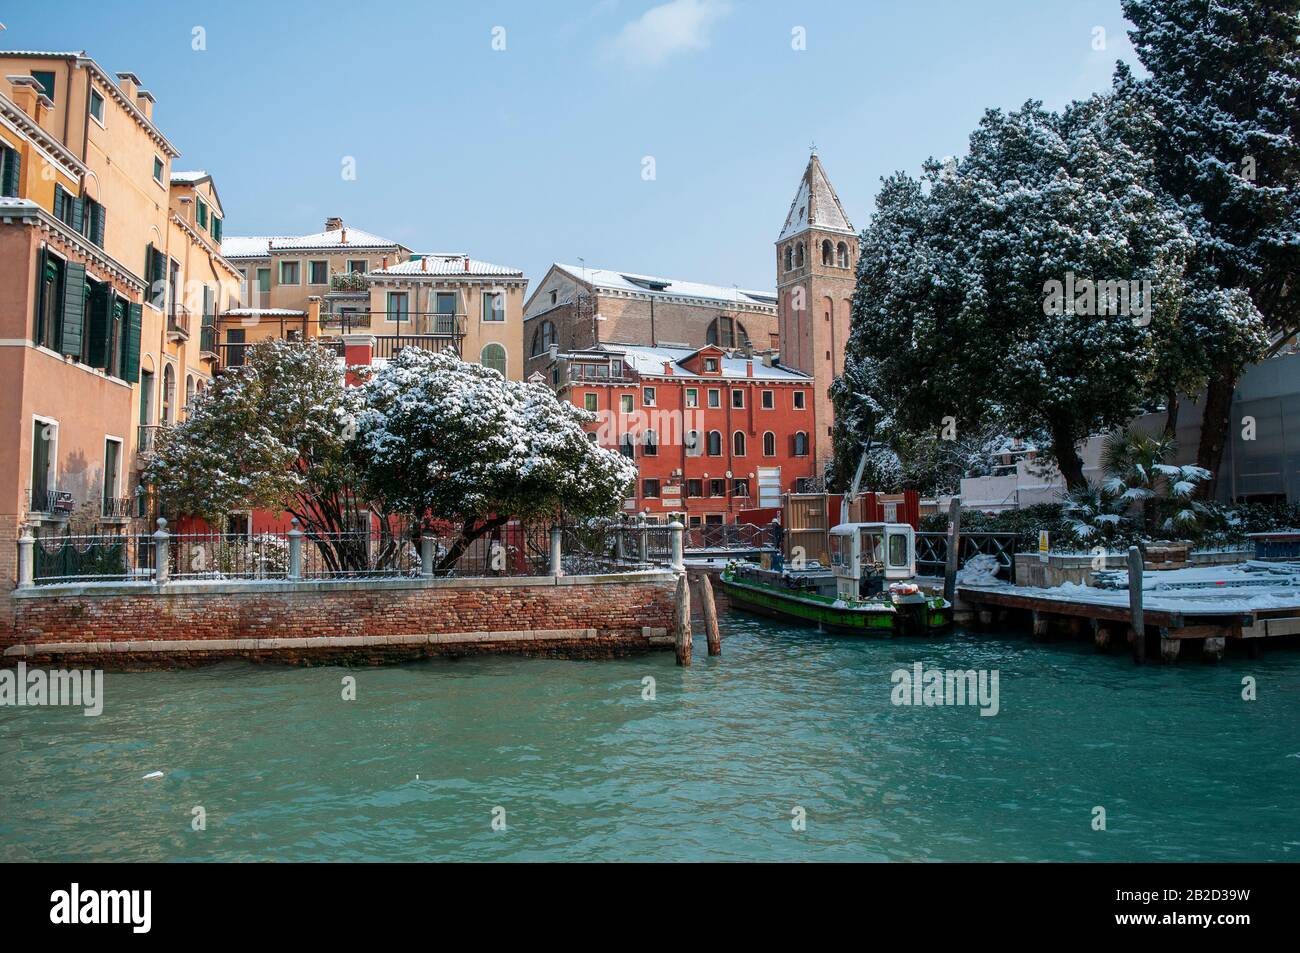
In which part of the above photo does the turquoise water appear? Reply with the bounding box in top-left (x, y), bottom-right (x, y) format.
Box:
top-left (1, 616), bottom-right (1297, 862)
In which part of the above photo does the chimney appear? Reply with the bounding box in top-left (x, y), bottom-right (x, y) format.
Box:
top-left (420, 257), bottom-right (427, 272)
top-left (341, 228), bottom-right (348, 243)
top-left (381, 256), bottom-right (388, 269)
top-left (325, 217), bottom-right (344, 231)
top-left (463, 256), bottom-right (470, 273)
top-left (662, 361), bottom-right (673, 376)
top-left (761, 353), bottom-right (774, 367)
top-left (746, 359), bottom-right (753, 377)
top-left (116, 71), bottom-right (140, 100)
top-left (135, 89), bottom-right (155, 121)
top-left (5, 75), bottom-right (46, 123)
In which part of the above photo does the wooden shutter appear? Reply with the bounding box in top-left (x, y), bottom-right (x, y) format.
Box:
top-left (123, 302), bottom-right (142, 381)
top-left (85, 283), bottom-right (113, 369)
top-left (60, 261), bottom-right (86, 359)
top-left (71, 195), bottom-right (84, 233)
top-left (1, 147), bottom-right (19, 196)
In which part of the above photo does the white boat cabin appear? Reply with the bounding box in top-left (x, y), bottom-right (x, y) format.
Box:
top-left (829, 523), bottom-right (916, 599)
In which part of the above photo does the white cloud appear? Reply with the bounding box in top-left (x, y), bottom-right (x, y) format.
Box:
top-left (606, 0), bottom-right (733, 68)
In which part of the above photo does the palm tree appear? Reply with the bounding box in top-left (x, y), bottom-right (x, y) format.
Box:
top-left (1100, 429), bottom-right (1212, 540)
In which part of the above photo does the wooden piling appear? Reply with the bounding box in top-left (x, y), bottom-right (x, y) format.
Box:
top-left (943, 497), bottom-right (962, 605)
top-left (1128, 546), bottom-right (1145, 664)
top-left (674, 573), bottom-right (693, 667)
top-left (695, 572), bottom-right (721, 656)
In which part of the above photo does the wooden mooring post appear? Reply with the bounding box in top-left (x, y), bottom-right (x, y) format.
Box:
top-left (674, 573), bottom-right (693, 667)
top-left (694, 571), bottom-right (721, 656)
top-left (1128, 546), bottom-right (1145, 664)
top-left (943, 497), bottom-right (962, 606)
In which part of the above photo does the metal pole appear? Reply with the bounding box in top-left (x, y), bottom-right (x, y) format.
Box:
top-left (1128, 546), bottom-right (1145, 664)
top-left (943, 497), bottom-right (962, 604)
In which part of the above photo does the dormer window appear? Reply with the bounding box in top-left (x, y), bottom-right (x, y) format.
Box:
top-left (704, 357), bottom-right (719, 372)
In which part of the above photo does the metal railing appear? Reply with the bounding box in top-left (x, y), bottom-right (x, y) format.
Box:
top-left (199, 325), bottom-right (217, 355)
top-left (326, 312), bottom-right (466, 337)
top-left (137, 424), bottom-right (167, 454)
top-left (101, 496), bottom-right (134, 519)
top-left (915, 531), bottom-right (1020, 580)
top-left (330, 273), bottom-right (368, 292)
top-left (685, 521), bottom-right (777, 551)
top-left (372, 333), bottom-right (463, 361)
top-left (167, 306), bottom-right (192, 339)
top-left (26, 487), bottom-right (75, 517)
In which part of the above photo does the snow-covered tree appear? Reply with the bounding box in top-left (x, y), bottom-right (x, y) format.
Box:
top-left (1119, 0), bottom-right (1299, 490)
top-left (144, 338), bottom-right (368, 547)
top-left (355, 348), bottom-right (637, 571)
top-left (835, 97), bottom-right (1193, 490)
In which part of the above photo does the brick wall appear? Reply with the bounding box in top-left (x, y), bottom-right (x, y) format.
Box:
top-left (2, 571), bottom-right (679, 668)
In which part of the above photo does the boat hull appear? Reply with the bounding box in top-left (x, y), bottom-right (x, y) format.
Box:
top-left (718, 570), bottom-right (951, 636)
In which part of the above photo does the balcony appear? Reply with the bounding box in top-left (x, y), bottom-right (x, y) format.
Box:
top-left (167, 306), bottom-right (192, 342)
top-left (330, 273), bottom-right (368, 293)
top-left (567, 361), bottom-right (629, 384)
top-left (101, 495), bottom-right (134, 521)
top-left (27, 487), bottom-right (75, 518)
top-left (137, 424), bottom-right (168, 456)
top-left (199, 325), bottom-right (217, 360)
top-left (321, 311), bottom-right (466, 337)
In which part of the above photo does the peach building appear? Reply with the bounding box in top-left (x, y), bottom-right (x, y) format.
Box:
top-left (0, 51), bottom-right (231, 585)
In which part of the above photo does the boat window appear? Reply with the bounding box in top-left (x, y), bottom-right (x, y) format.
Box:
top-left (863, 532), bottom-right (884, 565)
top-left (829, 534), bottom-right (843, 566)
top-left (888, 532), bottom-right (909, 568)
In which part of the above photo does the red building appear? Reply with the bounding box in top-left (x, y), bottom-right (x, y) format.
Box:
top-left (539, 343), bottom-right (817, 526)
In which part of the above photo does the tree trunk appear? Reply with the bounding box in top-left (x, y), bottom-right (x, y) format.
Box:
top-left (434, 514), bottom-right (512, 573)
top-left (1163, 392), bottom-right (1179, 440)
top-left (1196, 365), bottom-right (1238, 499)
top-left (1049, 422), bottom-right (1087, 490)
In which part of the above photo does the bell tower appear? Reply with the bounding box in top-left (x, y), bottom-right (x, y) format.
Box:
top-left (775, 151), bottom-right (858, 477)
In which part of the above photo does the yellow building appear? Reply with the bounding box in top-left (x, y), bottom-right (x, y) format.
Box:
top-left (0, 51), bottom-right (229, 585)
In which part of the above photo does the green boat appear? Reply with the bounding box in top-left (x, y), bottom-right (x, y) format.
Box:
top-left (718, 523), bottom-right (952, 636)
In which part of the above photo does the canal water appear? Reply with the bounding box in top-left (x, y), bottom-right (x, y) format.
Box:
top-left (2, 616), bottom-right (1297, 862)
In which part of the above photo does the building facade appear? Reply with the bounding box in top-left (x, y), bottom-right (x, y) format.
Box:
top-left (0, 53), bottom-right (226, 586)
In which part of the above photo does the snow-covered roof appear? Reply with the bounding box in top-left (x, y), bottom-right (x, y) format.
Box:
top-left (778, 152), bottom-right (855, 242)
top-left (554, 263), bottom-right (775, 309)
top-left (222, 227), bottom-right (404, 258)
top-left (221, 236), bottom-right (283, 258)
top-left (221, 308), bottom-right (306, 316)
top-left (170, 170), bottom-right (209, 184)
top-left (583, 343), bottom-right (811, 381)
top-left (371, 255), bottom-right (523, 278)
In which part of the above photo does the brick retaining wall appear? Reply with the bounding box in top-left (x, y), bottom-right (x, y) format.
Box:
top-left (2, 571), bottom-right (679, 668)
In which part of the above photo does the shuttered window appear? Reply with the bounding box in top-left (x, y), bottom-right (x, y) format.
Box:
top-left (0, 146), bottom-right (19, 197)
top-left (60, 261), bottom-right (86, 361)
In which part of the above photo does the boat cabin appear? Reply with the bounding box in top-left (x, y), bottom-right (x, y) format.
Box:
top-left (829, 523), bottom-right (916, 599)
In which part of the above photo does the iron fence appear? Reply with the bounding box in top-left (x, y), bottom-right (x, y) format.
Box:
top-left (915, 531), bottom-right (1020, 580)
top-left (684, 521), bottom-right (776, 551)
top-left (32, 531), bottom-right (155, 585)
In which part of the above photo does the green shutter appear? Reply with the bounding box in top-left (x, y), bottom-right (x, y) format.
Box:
top-left (52, 184), bottom-right (65, 222)
top-left (61, 261), bottom-right (86, 360)
top-left (91, 202), bottom-right (105, 247)
top-left (1, 147), bottom-right (19, 197)
top-left (123, 302), bottom-right (142, 381)
top-left (86, 283), bottom-right (112, 369)
top-left (33, 244), bottom-right (48, 343)
top-left (71, 196), bottom-right (84, 233)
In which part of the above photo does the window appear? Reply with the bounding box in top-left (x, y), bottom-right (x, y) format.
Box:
top-left (224, 329), bottom-right (246, 368)
top-left (308, 260), bottom-right (328, 284)
top-left (763, 432), bottom-right (776, 456)
top-left (687, 479), bottom-right (703, 498)
top-left (89, 89), bottom-right (105, 123)
top-left (793, 431), bottom-right (809, 456)
top-left (688, 515), bottom-right (702, 528)
top-left (793, 391), bottom-right (806, 409)
top-left (531, 319), bottom-right (556, 356)
top-left (35, 249), bottom-right (65, 351)
top-left (482, 291), bottom-right (506, 322)
top-left (620, 394), bottom-right (633, 414)
top-left (435, 291), bottom-right (457, 316)
top-left (139, 370), bottom-right (154, 423)
top-left (279, 260), bottom-right (300, 284)
top-left (783, 246), bottom-right (793, 271)
top-left (152, 156), bottom-right (164, 185)
top-left (707, 389), bottom-right (720, 408)
top-left (196, 198), bottom-right (208, 230)
top-left (347, 260), bottom-right (368, 275)
top-left (888, 532), bottom-right (909, 568)
top-left (732, 431), bottom-right (746, 456)
top-left (761, 390), bottom-right (774, 409)
top-left (32, 71), bottom-right (56, 103)
top-left (731, 389), bottom-right (744, 409)
top-left (642, 479), bottom-right (661, 499)
top-left (642, 429), bottom-right (658, 456)
top-left (1, 145), bottom-right (20, 197)
top-left (549, 290), bottom-right (558, 305)
top-left (256, 268), bottom-right (271, 294)
top-left (732, 478), bottom-right (750, 498)
top-left (481, 343), bottom-right (507, 376)
top-left (704, 358), bottom-right (719, 372)
top-left (709, 478), bottom-right (726, 497)
top-left (707, 316), bottom-right (749, 348)
top-left (619, 434), bottom-right (635, 459)
top-left (642, 386), bottom-right (656, 407)
top-left (103, 437), bottom-right (122, 508)
top-left (52, 184), bottom-right (78, 228)
top-left (583, 393), bottom-right (598, 412)
top-left (211, 216), bottom-right (222, 242)
top-left (82, 198), bottom-right (106, 247)
top-left (795, 242), bottom-right (805, 268)
top-left (821, 239), bottom-right (833, 266)
top-left (685, 388), bottom-right (698, 408)
top-left (685, 430), bottom-right (701, 456)
top-left (161, 363), bottom-right (176, 424)
top-left (837, 242), bottom-right (849, 268)
top-left (184, 374), bottom-right (196, 415)
top-left (387, 292), bottom-right (410, 323)
top-left (707, 430), bottom-right (722, 456)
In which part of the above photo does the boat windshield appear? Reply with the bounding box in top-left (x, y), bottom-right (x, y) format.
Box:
top-left (888, 532), bottom-right (909, 568)
top-left (862, 532), bottom-right (884, 567)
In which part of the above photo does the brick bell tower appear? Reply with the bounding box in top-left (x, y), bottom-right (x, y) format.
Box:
top-left (776, 150), bottom-right (859, 478)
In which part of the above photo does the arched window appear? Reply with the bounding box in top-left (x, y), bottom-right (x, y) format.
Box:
top-left (763, 431), bottom-right (776, 456)
top-left (793, 431), bottom-right (809, 456)
top-left (184, 374), bottom-right (195, 415)
top-left (531, 320), bottom-right (556, 356)
top-left (821, 239), bottom-right (833, 266)
top-left (836, 242), bottom-right (849, 268)
top-left (783, 245), bottom-right (793, 272)
top-left (162, 364), bottom-right (175, 423)
top-left (481, 343), bottom-right (507, 376)
top-left (686, 430), bottom-right (701, 456)
top-left (707, 316), bottom-right (750, 349)
top-left (795, 242), bottom-right (805, 268)
top-left (643, 428), bottom-right (658, 456)
top-left (707, 430), bottom-right (722, 456)
top-left (733, 431), bottom-right (746, 456)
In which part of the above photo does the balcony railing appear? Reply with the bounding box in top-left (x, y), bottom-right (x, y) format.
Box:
top-left (330, 273), bottom-right (368, 292)
top-left (27, 487), bottom-right (75, 517)
top-left (199, 325), bottom-right (217, 356)
top-left (101, 495), bottom-right (134, 519)
top-left (372, 334), bottom-right (462, 361)
top-left (568, 362), bottom-right (629, 383)
top-left (167, 306), bottom-right (192, 340)
top-left (137, 424), bottom-right (168, 455)
top-left (326, 311), bottom-right (466, 337)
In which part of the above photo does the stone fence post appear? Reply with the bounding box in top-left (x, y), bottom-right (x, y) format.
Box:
top-left (420, 535), bottom-right (435, 578)
top-left (287, 517), bottom-right (304, 581)
top-left (669, 520), bottom-right (685, 572)
top-left (638, 513), bottom-right (649, 564)
top-left (550, 525), bottom-right (563, 577)
top-left (16, 527), bottom-right (34, 589)
top-left (153, 517), bottom-right (170, 585)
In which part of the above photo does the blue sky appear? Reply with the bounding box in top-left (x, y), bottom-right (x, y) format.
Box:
top-left (5, 0), bottom-right (1140, 293)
